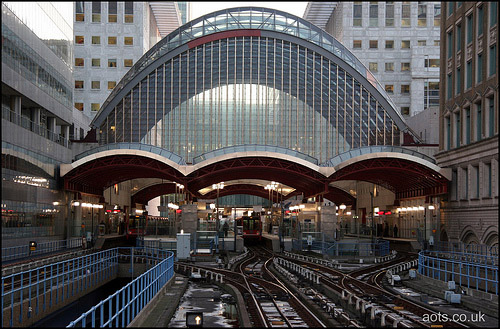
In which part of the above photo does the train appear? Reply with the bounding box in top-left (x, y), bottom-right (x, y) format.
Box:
top-left (126, 214), bottom-right (147, 239)
top-left (126, 214), bottom-right (171, 239)
top-left (236, 215), bottom-right (262, 241)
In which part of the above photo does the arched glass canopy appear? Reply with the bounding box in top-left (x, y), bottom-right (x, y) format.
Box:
top-left (93, 7), bottom-right (414, 164)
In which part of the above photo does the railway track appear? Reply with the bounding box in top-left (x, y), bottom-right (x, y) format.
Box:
top-left (278, 251), bottom-right (469, 328)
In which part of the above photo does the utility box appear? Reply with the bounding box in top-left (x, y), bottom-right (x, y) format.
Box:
top-left (409, 269), bottom-right (417, 279)
top-left (444, 290), bottom-right (453, 302)
top-left (177, 233), bottom-right (191, 260)
top-left (447, 281), bottom-right (456, 290)
top-left (450, 293), bottom-right (461, 304)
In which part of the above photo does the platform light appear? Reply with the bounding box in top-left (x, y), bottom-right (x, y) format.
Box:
top-left (209, 203), bottom-right (215, 210)
top-left (412, 206), bottom-right (418, 211)
top-left (428, 205), bottom-right (435, 210)
top-left (299, 204), bottom-right (305, 209)
top-left (72, 201), bottom-right (80, 207)
top-left (136, 209), bottom-right (144, 214)
top-left (418, 206), bottom-right (425, 211)
top-left (339, 204), bottom-right (346, 210)
top-left (346, 211), bottom-right (351, 215)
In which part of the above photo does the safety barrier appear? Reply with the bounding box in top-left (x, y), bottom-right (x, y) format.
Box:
top-left (136, 239), bottom-right (176, 251)
top-left (67, 247), bottom-right (174, 327)
top-left (174, 263), bottom-right (225, 283)
top-left (293, 239), bottom-right (390, 257)
top-left (2, 238), bottom-right (83, 263)
top-left (228, 247), bottom-right (248, 266)
top-left (418, 250), bottom-right (498, 295)
top-left (283, 251), bottom-right (340, 269)
top-left (2, 248), bottom-right (118, 327)
top-left (374, 250), bottom-right (397, 263)
top-left (436, 242), bottom-right (498, 258)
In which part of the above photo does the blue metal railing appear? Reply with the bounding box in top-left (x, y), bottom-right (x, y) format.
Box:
top-left (418, 250), bottom-right (498, 295)
top-left (67, 247), bottom-right (174, 327)
top-left (1, 248), bottom-right (118, 327)
top-left (2, 238), bottom-right (83, 263)
top-left (292, 238), bottom-right (390, 257)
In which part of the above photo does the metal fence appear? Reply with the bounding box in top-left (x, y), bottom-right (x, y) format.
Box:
top-left (435, 242), bottom-right (498, 258)
top-left (418, 250), bottom-right (498, 295)
top-left (136, 239), bottom-right (176, 251)
top-left (292, 234), bottom-right (390, 257)
top-left (2, 248), bottom-right (118, 327)
top-left (2, 238), bottom-right (83, 263)
top-left (67, 247), bottom-right (174, 327)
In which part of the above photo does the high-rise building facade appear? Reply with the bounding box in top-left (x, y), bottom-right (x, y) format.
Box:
top-left (435, 2), bottom-right (498, 247)
top-left (72, 1), bottom-right (181, 119)
top-left (2, 2), bottom-right (91, 247)
top-left (304, 2), bottom-right (442, 120)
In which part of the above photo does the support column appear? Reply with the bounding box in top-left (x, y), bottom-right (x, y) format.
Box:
top-left (320, 205), bottom-right (336, 242)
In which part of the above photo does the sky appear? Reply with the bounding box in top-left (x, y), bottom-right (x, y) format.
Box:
top-left (190, 1), bottom-right (309, 20)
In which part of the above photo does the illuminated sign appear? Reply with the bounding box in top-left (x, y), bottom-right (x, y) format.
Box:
top-left (29, 241), bottom-right (37, 251)
top-left (186, 312), bottom-right (203, 328)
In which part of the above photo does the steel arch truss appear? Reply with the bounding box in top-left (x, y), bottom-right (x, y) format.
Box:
top-left (328, 158), bottom-right (448, 200)
top-left (186, 157), bottom-right (329, 198)
top-left (64, 155), bottom-right (185, 196)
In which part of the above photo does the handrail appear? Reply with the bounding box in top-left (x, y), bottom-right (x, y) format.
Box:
top-left (2, 238), bottom-right (83, 263)
top-left (67, 247), bottom-right (174, 327)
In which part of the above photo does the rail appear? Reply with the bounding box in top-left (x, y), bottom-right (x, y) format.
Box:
top-left (66, 247), bottom-right (174, 327)
top-left (418, 250), bottom-right (499, 295)
top-left (2, 248), bottom-right (118, 327)
top-left (2, 238), bottom-right (83, 263)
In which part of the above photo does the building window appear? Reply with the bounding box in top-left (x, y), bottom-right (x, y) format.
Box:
top-left (108, 81), bottom-right (116, 90)
top-left (75, 35), bottom-right (84, 44)
top-left (447, 31), bottom-right (453, 59)
top-left (425, 59), bottom-right (440, 68)
top-left (491, 2), bottom-right (498, 27)
top-left (402, 2), bottom-right (411, 27)
top-left (434, 4), bottom-right (441, 26)
top-left (385, 62), bottom-right (394, 72)
top-left (456, 67), bottom-right (462, 95)
top-left (75, 80), bottom-right (84, 89)
top-left (476, 102), bottom-right (482, 141)
top-left (418, 3), bottom-right (427, 27)
top-left (369, 2), bottom-right (378, 27)
top-left (456, 23), bottom-right (462, 52)
top-left (369, 40), bottom-right (378, 49)
top-left (91, 81), bottom-right (100, 90)
top-left (124, 37), bottom-right (134, 46)
top-left (75, 58), bottom-right (84, 67)
top-left (385, 40), bottom-right (394, 49)
top-left (76, 1), bottom-right (84, 21)
top-left (386, 2), bottom-right (394, 26)
top-left (484, 163), bottom-right (492, 197)
top-left (369, 62), bottom-right (378, 72)
top-left (124, 59), bottom-right (133, 67)
top-left (353, 40), bottom-right (362, 48)
top-left (466, 14), bottom-right (473, 44)
top-left (108, 59), bottom-right (117, 68)
top-left (465, 107), bottom-right (471, 145)
top-left (418, 40), bottom-right (426, 46)
top-left (92, 1), bottom-right (101, 22)
top-left (434, 40), bottom-right (440, 46)
top-left (489, 44), bottom-right (497, 77)
top-left (424, 81), bottom-right (439, 109)
top-left (401, 107), bottom-right (410, 115)
top-left (108, 1), bottom-right (117, 23)
top-left (91, 58), bottom-right (100, 67)
top-left (91, 103), bottom-right (100, 112)
top-left (477, 53), bottom-right (483, 83)
top-left (385, 84), bottom-right (394, 93)
top-left (488, 96), bottom-right (495, 137)
top-left (125, 2), bottom-right (134, 23)
top-left (75, 102), bottom-right (84, 111)
top-left (401, 62), bottom-right (410, 71)
top-left (92, 36), bottom-right (101, 45)
top-left (455, 112), bottom-right (461, 148)
top-left (108, 36), bottom-right (117, 45)
top-left (447, 74), bottom-right (452, 99)
top-left (451, 169), bottom-right (458, 200)
top-left (466, 60), bottom-right (472, 89)
top-left (401, 84), bottom-right (410, 94)
top-left (477, 5), bottom-right (484, 36)
top-left (401, 40), bottom-right (410, 49)
top-left (446, 117), bottom-right (451, 150)
top-left (472, 165), bottom-right (479, 199)
top-left (447, 2), bottom-right (454, 17)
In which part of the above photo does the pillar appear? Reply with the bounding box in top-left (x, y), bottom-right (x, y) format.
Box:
top-left (320, 206), bottom-right (336, 242)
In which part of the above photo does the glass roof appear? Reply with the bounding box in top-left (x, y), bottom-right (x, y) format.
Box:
top-left (321, 146), bottom-right (437, 167)
top-left (97, 6), bottom-right (402, 126)
top-left (193, 144), bottom-right (319, 165)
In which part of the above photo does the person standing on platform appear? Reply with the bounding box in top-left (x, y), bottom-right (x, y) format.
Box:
top-left (393, 224), bottom-right (398, 238)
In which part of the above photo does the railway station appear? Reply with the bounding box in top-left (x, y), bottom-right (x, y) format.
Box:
top-left (2, 5), bottom-right (498, 329)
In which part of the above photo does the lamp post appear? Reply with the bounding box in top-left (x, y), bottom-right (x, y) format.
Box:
top-left (369, 191), bottom-right (374, 243)
top-left (212, 182), bottom-right (224, 236)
